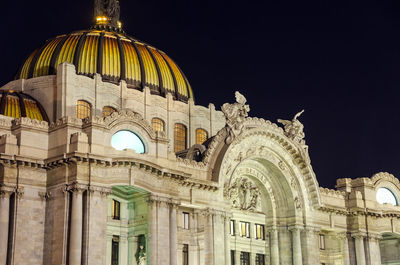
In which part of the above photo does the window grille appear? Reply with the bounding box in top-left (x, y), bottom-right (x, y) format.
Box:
top-left (76, 100), bottom-right (91, 119)
top-left (195, 128), bottom-right (208, 144)
top-left (152, 118), bottom-right (165, 132)
top-left (102, 106), bottom-right (116, 117)
top-left (174, 123), bottom-right (187, 152)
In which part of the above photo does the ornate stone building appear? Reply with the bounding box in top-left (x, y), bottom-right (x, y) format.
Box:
top-left (0, 1), bottom-right (400, 265)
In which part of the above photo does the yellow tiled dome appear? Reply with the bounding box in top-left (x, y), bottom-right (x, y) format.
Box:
top-left (0, 90), bottom-right (48, 121)
top-left (16, 29), bottom-right (193, 103)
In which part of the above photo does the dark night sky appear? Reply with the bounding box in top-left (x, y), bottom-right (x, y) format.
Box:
top-left (2, 0), bottom-right (400, 188)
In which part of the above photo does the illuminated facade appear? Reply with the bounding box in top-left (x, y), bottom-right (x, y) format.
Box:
top-left (1, 1), bottom-right (400, 265)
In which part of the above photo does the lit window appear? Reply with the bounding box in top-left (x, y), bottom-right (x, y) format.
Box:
top-left (183, 212), bottom-right (189, 229)
top-left (111, 130), bottom-right (145, 153)
top-left (76, 100), bottom-right (91, 119)
top-left (230, 220), bottom-right (235, 236)
top-left (182, 244), bottom-right (189, 265)
top-left (240, 252), bottom-right (250, 265)
top-left (255, 224), bottom-right (265, 240)
top-left (319, 234), bottom-right (325, 250)
top-left (102, 106), bottom-right (116, 118)
top-left (195, 128), bottom-right (208, 145)
top-left (376, 187), bottom-right (398, 206)
top-left (111, 235), bottom-right (119, 265)
top-left (152, 118), bottom-right (165, 132)
top-left (255, 254), bottom-right (265, 265)
top-left (240, 221), bottom-right (250, 238)
top-left (111, 199), bottom-right (120, 220)
top-left (174, 123), bottom-right (187, 152)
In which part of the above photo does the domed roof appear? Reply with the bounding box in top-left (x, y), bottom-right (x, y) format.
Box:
top-left (0, 90), bottom-right (48, 121)
top-left (16, 28), bottom-right (194, 103)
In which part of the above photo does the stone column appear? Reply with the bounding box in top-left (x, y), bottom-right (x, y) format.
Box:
top-left (270, 228), bottom-right (280, 265)
top-left (69, 187), bottom-right (84, 265)
top-left (224, 215), bottom-right (231, 265)
top-left (148, 197), bottom-right (158, 265)
top-left (353, 234), bottom-right (366, 265)
top-left (367, 234), bottom-right (382, 265)
top-left (290, 227), bottom-right (303, 265)
top-left (170, 202), bottom-right (178, 265)
top-left (106, 234), bottom-right (113, 265)
top-left (203, 210), bottom-right (214, 265)
top-left (0, 189), bottom-right (12, 265)
top-left (338, 233), bottom-right (350, 265)
top-left (128, 236), bottom-right (138, 265)
top-left (120, 233), bottom-right (128, 265)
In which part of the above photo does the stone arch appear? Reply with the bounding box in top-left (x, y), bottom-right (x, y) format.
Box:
top-left (208, 126), bottom-right (322, 228)
top-left (204, 119), bottom-right (321, 209)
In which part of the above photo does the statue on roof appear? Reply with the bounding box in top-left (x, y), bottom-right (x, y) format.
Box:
top-left (277, 109), bottom-right (305, 144)
top-left (94, 0), bottom-right (120, 27)
top-left (221, 91), bottom-right (250, 144)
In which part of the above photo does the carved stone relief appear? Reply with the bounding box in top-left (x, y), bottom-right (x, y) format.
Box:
top-left (224, 177), bottom-right (261, 212)
top-left (221, 91), bottom-right (250, 144)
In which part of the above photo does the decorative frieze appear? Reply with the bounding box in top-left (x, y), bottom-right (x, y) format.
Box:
top-left (224, 177), bottom-right (261, 212)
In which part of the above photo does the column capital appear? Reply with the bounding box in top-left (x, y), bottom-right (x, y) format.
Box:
top-left (337, 232), bottom-right (349, 240)
top-left (88, 185), bottom-right (111, 196)
top-left (351, 232), bottom-right (367, 239)
top-left (68, 182), bottom-right (87, 194)
top-left (38, 191), bottom-right (51, 201)
top-left (0, 185), bottom-right (14, 198)
top-left (367, 233), bottom-right (382, 241)
top-left (289, 225), bottom-right (304, 232)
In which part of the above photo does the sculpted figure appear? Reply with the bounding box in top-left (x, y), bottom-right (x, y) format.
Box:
top-left (137, 245), bottom-right (146, 265)
top-left (94, 0), bottom-right (120, 27)
top-left (221, 91), bottom-right (250, 144)
top-left (277, 110), bottom-right (305, 144)
top-left (224, 177), bottom-right (260, 212)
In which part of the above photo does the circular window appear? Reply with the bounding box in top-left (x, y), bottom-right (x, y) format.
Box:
top-left (111, 130), bottom-right (145, 154)
top-left (376, 187), bottom-right (398, 206)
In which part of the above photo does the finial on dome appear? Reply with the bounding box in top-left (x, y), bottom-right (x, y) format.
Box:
top-left (94, 0), bottom-right (122, 29)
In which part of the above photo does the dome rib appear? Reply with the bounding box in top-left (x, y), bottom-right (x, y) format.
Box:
top-left (16, 29), bottom-right (194, 103)
top-left (145, 45), bottom-right (164, 96)
top-left (73, 32), bottom-right (88, 68)
top-left (49, 34), bottom-right (70, 75)
top-left (129, 38), bottom-right (146, 90)
top-left (0, 90), bottom-right (49, 121)
top-left (116, 35), bottom-right (126, 81)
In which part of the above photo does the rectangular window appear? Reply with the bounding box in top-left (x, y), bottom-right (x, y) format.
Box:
top-left (182, 244), bottom-right (189, 265)
top-left (183, 212), bottom-right (189, 229)
top-left (255, 224), bottom-right (265, 240)
top-left (255, 254), bottom-right (265, 265)
top-left (240, 251), bottom-right (250, 265)
top-left (240, 221), bottom-right (250, 238)
top-left (231, 250), bottom-right (235, 265)
top-left (111, 236), bottom-right (119, 265)
top-left (319, 234), bottom-right (325, 250)
top-left (111, 199), bottom-right (120, 220)
top-left (230, 220), bottom-right (235, 236)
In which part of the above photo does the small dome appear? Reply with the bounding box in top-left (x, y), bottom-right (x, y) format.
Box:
top-left (16, 29), bottom-right (193, 103)
top-left (0, 90), bottom-right (48, 121)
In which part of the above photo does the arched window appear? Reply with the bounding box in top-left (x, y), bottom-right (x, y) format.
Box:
top-left (102, 106), bottom-right (117, 118)
top-left (376, 187), bottom-right (398, 205)
top-left (195, 128), bottom-right (208, 145)
top-left (174, 123), bottom-right (187, 152)
top-left (76, 100), bottom-right (91, 119)
top-left (152, 118), bottom-right (165, 132)
top-left (111, 130), bottom-right (145, 154)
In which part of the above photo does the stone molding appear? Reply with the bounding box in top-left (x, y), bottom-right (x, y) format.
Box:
top-left (371, 172), bottom-right (400, 190)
